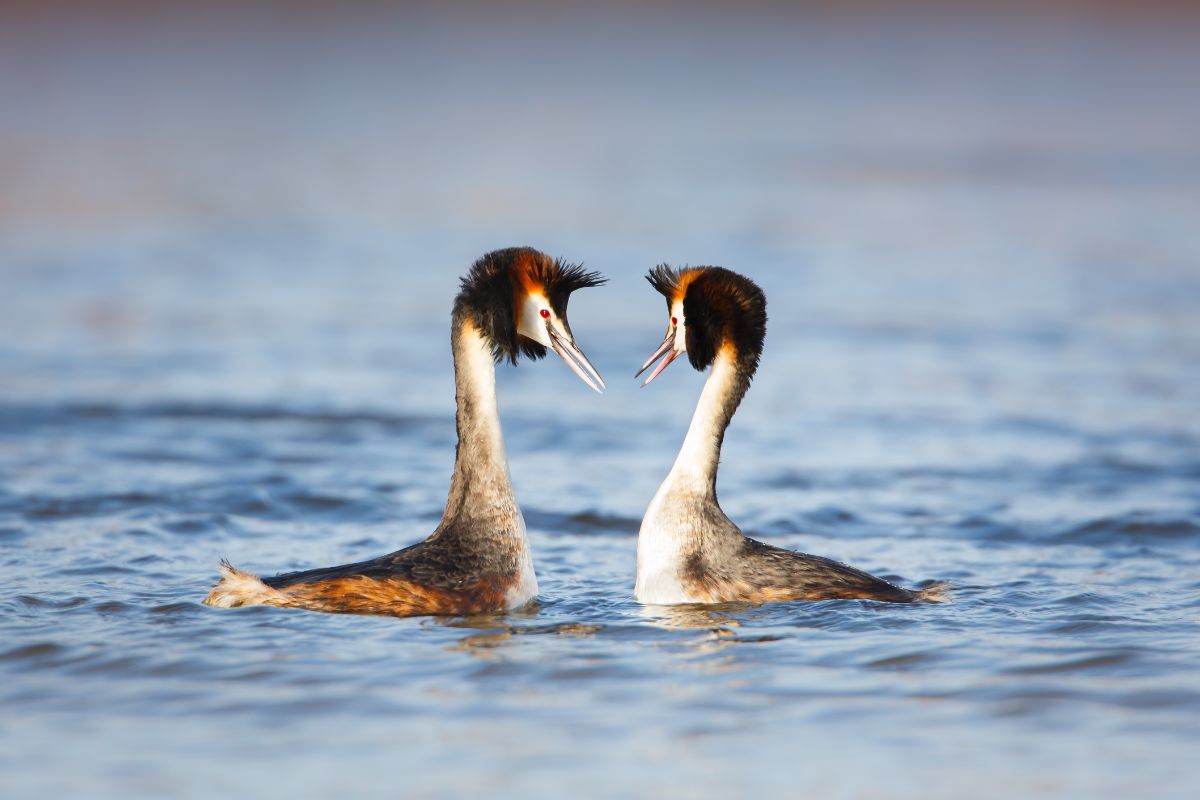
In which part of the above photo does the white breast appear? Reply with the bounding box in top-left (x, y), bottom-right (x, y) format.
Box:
top-left (634, 484), bottom-right (698, 605)
top-left (504, 512), bottom-right (539, 609)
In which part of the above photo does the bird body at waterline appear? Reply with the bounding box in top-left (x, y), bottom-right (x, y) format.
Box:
top-left (634, 265), bottom-right (946, 606)
top-left (204, 247), bottom-right (606, 616)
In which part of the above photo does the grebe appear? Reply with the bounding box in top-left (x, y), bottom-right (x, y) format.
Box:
top-left (634, 265), bottom-right (946, 605)
top-left (204, 247), bottom-right (606, 616)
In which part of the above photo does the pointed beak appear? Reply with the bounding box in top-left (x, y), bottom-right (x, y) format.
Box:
top-left (547, 323), bottom-right (606, 394)
top-left (635, 327), bottom-right (682, 386)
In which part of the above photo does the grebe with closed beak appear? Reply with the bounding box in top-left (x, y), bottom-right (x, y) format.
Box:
top-left (204, 247), bottom-right (606, 616)
top-left (634, 265), bottom-right (946, 605)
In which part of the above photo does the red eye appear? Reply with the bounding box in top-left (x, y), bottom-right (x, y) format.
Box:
top-left (671, 316), bottom-right (678, 325)
top-left (540, 309), bottom-right (550, 319)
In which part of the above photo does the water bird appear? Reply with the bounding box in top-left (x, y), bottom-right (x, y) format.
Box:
top-left (634, 265), bottom-right (946, 605)
top-left (204, 247), bottom-right (606, 616)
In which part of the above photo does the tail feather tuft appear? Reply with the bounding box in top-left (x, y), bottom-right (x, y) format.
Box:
top-left (203, 560), bottom-right (286, 608)
top-left (914, 581), bottom-right (952, 604)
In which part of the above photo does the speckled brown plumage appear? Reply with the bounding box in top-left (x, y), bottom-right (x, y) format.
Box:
top-left (681, 539), bottom-right (918, 604)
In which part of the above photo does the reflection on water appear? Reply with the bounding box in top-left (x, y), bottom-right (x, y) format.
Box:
top-left (638, 603), bottom-right (750, 630)
top-left (2, 2), bottom-right (1200, 799)
top-left (450, 623), bottom-right (605, 656)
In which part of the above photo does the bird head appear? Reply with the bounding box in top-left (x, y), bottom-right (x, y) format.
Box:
top-left (456, 247), bottom-right (607, 393)
top-left (636, 265), bottom-right (766, 385)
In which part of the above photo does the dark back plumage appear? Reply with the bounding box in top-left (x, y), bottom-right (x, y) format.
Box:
top-left (455, 247), bottom-right (605, 364)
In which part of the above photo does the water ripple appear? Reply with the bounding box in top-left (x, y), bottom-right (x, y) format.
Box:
top-left (1057, 512), bottom-right (1200, 545)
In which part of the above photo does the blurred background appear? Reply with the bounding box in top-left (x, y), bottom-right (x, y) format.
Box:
top-left (2, 2), bottom-right (1199, 799)
top-left (4, 0), bottom-right (1198, 417)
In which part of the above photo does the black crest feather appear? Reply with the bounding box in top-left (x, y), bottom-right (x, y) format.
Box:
top-left (646, 264), bottom-right (682, 304)
top-left (531, 259), bottom-right (606, 325)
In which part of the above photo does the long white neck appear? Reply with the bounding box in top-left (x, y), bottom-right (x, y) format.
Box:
top-left (435, 313), bottom-right (537, 609)
top-left (661, 347), bottom-right (744, 499)
top-left (440, 315), bottom-right (518, 526)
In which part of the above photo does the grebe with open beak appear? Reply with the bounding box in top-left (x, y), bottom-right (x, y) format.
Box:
top-left (204, 247), bottom-right (605, 616)
top-left (634, 265), bottom-right (946, 605)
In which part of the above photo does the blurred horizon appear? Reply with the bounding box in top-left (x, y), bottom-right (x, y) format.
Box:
top-left (3, 0), bottom-right (1199, 240)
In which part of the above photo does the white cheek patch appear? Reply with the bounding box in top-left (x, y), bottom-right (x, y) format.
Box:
top-left (671, 302), bottom-right (687, 352)
top-left (517, 293), bottom-right (553, 347)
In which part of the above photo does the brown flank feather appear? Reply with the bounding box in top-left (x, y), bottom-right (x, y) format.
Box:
top-left (204, 560), bottom-right (515, 617)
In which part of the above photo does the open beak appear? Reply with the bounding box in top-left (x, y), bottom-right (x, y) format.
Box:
top-left (547, 324), bottom-right (606, 394)
top-left (635, 327), bottom-right (682, 386)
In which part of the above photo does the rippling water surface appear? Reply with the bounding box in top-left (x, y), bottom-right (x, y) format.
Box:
top-left (2, 4), bottom-right (1199, 798)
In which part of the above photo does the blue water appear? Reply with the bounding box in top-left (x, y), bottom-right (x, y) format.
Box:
top-left (2, 4), bottom-right (1199, 798)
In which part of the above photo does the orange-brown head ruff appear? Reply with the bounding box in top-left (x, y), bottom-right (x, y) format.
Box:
top-left (456, 247), bottom-right (606, 391)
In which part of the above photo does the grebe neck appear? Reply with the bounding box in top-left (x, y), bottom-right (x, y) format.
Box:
top-left (440, 312), bottom-right (518, 527)
top-left (665, 346), bottom-right (750, 499)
